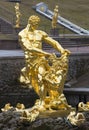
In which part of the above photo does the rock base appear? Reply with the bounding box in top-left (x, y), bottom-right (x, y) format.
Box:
top-left (0, 108), bottom-right (89, 130)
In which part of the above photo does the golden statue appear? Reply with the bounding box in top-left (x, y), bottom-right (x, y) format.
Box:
top-left (15, 2), bottom-right (21, 28)
top-left (78, 102), bottom-right (89, 111)
top-left (1, 103), bottom-right (13, 112)
top-left (52, 5), bottom-right (59, 29)
top-left (18, 15), bottom-right (73, 121)
top-left (16, 103), bottom-right (25, 111)
top-left (1, 15), bottom-right (85, 126)
top-left (0, 16), bottom-right (85, 125)
top-left (67, 111), bottom-right (85, 126)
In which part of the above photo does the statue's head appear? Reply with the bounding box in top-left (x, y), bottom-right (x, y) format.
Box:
top-left (28, 15), bottom-right (40, 31)
top-left (15, 2), bottom-right (20, 8)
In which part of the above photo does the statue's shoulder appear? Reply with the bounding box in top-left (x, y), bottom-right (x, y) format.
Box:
top-left (37, 30), bottom-right (48, 37)
top-left (19, 28), bottom-right (28, 36)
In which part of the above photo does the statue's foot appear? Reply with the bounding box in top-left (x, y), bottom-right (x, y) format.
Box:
top-left (34, 100), bottom-right (46, 111)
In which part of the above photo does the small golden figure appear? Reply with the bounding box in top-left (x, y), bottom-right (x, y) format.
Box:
top-left (15, 2), bottom-right (21, 28)
top-left (19, 15), bottom-right (72, 120)
top-left (16, 103), bottom-right (25, 111)
top-left (78, 102), bottom-right (89, 111)
top-left (1, 103), bottom-right (13, 112)
top-left (67, 111), bottom-right (85, 126)
top-left (52, 5), bottom-right (59, 29)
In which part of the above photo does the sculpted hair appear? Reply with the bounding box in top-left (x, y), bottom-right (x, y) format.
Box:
top-left (28, 15), bottom-right (40, 24)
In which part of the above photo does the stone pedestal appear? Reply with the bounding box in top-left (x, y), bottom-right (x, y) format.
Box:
top-left (50, 28), bottom-right (59, 36)
top-left (14, 27), bottom-right (23, 34)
